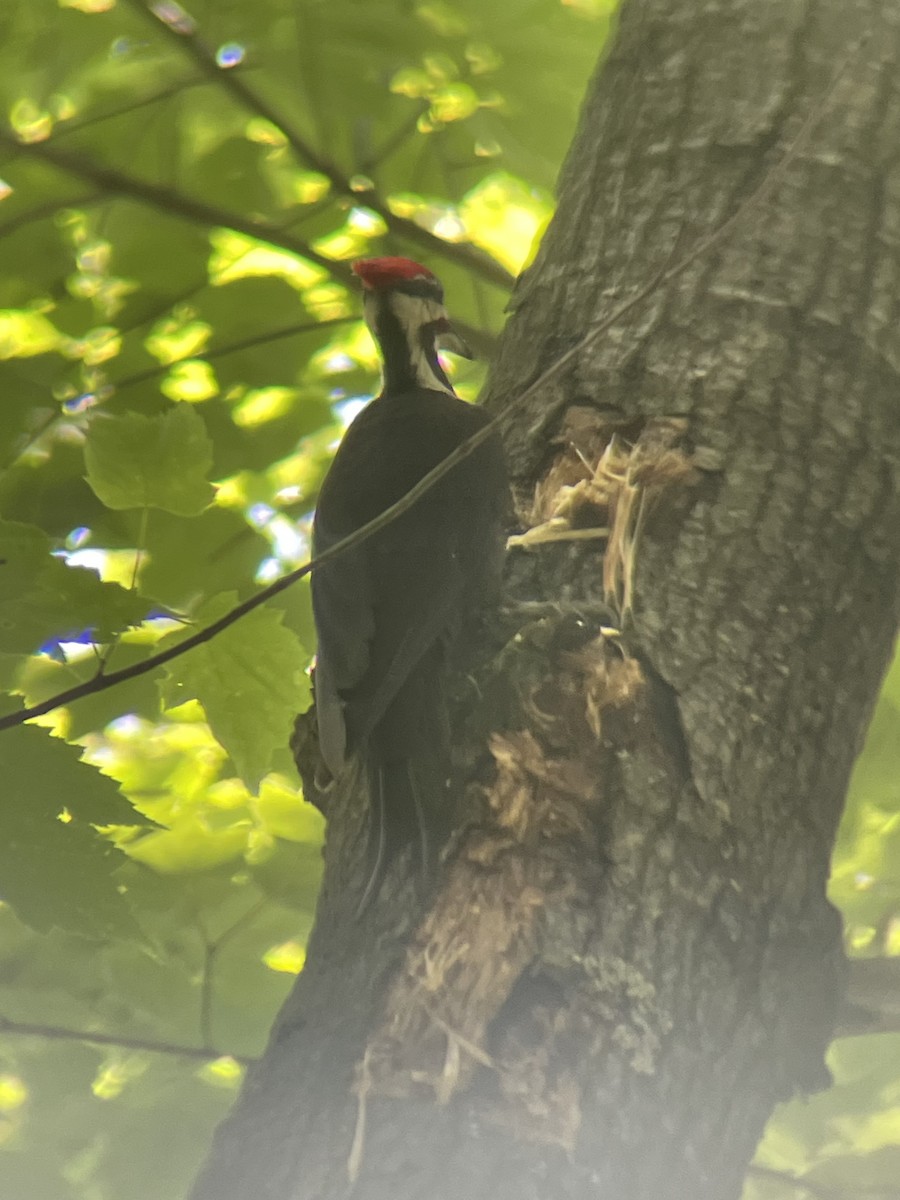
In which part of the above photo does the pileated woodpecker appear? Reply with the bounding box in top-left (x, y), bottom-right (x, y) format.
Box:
top-left (311, 256), bottom-right (508, 907)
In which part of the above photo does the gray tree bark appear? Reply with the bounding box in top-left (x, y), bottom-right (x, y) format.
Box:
top-left (190, 1), bottom-right (900, 1197)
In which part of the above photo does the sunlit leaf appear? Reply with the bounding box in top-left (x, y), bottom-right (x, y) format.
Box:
top-left (231, 386), bottom-right (299, 428)
top-left (460, 172), bottom-right (552, 273)
top-left (209, 230), bottom-right (325, 291)
top-left (254, 774), bottom-right (323, 844)
top-left (145, 318), bottom-right (213, 365)
top-left (198, 1057), bottom-right (246, 1088)
top-left (0, 308), bottom-right (62, 358)
top-left (160, 359), bottom-right (219, 403)
top-left (429, 82), bottom-right (480, 123)
top-left (0, 1074), bottom-right (28, 1112)
top-left (59, 0), bottom-right (116, 10)
top-left (262, 939), bottom-right (306, 974)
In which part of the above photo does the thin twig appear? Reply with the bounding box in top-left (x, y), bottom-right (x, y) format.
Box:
top-left (0, 194), bottom-right (103, 242)
top-left (0, 46), bottom-right (856, 734)
top-left (197, 898), bottom-right (269, 1051)
top-left (360, 102), bottom-right (431, 174)
top-left (112, 315), bottom-right (355, 394)
top-left (51, 77), bottom-right (206, 140)
top-left (0, 1013), bottom-right (256, 1067)
top-left (2, 409), bottom-right (61, 475)
top-left (0, 131), bottom-right (344, 277)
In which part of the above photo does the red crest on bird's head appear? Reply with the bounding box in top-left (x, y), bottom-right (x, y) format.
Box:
top-left (352, 257), bottom-right (438, 291)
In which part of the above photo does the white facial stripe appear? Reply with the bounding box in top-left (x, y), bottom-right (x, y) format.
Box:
top-left (389, 292), bottom-right (454, 394)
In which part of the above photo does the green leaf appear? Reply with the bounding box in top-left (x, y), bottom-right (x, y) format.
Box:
top-left (0, 520), bottom-right (148, 654)
top-left (137, 504), bottom-right (271, 611)
top-left (0, 725), bottom-right (140, 936)
top-left (159, 594), bottom-right (310, 789)
top-left (84, 406), bottom-right (215, 516)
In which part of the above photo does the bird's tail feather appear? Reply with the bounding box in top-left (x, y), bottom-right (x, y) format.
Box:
top-left (354, 650), bottom-right (452, 915)
top-left (355, 753), bottom-right (446, 916)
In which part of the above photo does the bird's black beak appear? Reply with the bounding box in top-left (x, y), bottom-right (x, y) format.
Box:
top-left (437, 322), bottom-right (474, 360)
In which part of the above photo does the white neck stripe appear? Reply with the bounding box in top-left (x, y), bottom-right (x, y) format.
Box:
top-left (387, 292), bottom-right (455, 395)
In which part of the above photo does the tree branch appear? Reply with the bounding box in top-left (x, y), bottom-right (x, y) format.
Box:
top-left (127, 0), bottom-right (515, 291)
top-left (0, 1013), bottom-right (256, 1067)
top-left (0, 130), bottom-right (346, 276)
top-left (0, 194), bottom-right (103, 241)
top-left (54, 77), bottom-right (206, 139)
top-left (196, 898), bottom-right (269, 1052)
top-left (112, 315), bottom-right (355, 394)
top-left (0, 131), bottom-right (497, 358)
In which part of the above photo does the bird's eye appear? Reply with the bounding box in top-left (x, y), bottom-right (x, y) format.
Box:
top-left (398, 278), bottom-right (444, 303)
top-left (414, 273), bottom-right (443, 300)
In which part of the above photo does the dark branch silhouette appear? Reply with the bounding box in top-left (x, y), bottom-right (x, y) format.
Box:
top-left (125, 0), bottom-right (515, 291)
top-left (51, 78), bottom-right (207, 140)
top-left (112, 315), bottom-right (355, 394)
top-left (0, 1013), bottom-right (256, 1067)
top-left (0, 194), bottom-right (103, 241)
top-left (0, 131), bottom-right (349, 276)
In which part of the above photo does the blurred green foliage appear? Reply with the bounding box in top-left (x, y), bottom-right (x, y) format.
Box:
top-left (0, 2), bottom-right (896, 1198)
top-left (747, 652), bottom-right (900, 1200)
top-left (0, 0), bottom-right (611, 1193)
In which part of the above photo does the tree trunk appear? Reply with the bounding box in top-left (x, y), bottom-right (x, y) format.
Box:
top-left (190, 1), bottom-right (900, 1197)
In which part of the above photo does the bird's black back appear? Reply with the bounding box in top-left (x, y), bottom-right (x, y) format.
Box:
top-left (311, 384), bottom-right (507, 894)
